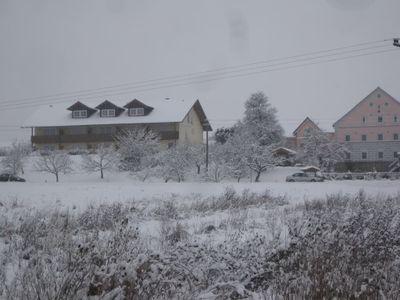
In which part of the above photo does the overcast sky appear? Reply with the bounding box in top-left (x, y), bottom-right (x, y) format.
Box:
top-left (0, 0), bottom-right (399, 144)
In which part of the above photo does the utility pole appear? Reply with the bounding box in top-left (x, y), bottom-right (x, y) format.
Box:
top-left (205, 130), bottom-right (209, 172)
top-left (394, 38), bottom-right (400, 47)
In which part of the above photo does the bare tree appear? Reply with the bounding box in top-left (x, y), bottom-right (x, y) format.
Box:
top-left (156, 145), bottom-right (191, 182)
top-left (35, 151), bottom-right (73, 182)
top-left (1, 141), bottom-right (31, 175)
top-left (187, 144), bottom-right (205, 175)
top-left (244, 142), bottom-right (277, 182)
top-left (204, 143), bottom-right (230, 182)
top-left (115, 127), bottom-right (160, 172)
top-left (298, 127), bottom-right (348, 171)
top-left (222, 132), bottom-right (251, 182)
top-left (81, 144), bottom-right (117, 179)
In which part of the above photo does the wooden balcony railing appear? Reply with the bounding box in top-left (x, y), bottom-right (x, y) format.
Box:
top-left (31, 131), bottom-right (179, 144)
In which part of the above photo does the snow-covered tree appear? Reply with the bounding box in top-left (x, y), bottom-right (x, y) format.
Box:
top-left (156, 145), bottom-right (191, 182)
top-left (35, 151), bottom-right (73, 182)
top-left (214, 127), bottom-right (235, 144)
top-left (244, 142), bottom-right (277, 182)
top-left (115, 127), bottom-right (160, 172)
top-left (299, 127), bottom-right (348, 171)
top-left (241, 92), bottom-right (284, 146)
top-left (187, 144), bottom-right (205, 174)
top-left (203, 143), bottom-right (230, 182)
top-left (81, 144), bottom-right (117, 179)
top-left (1, 141), bottom-right (31, 175)
top-left (222, 92), bottom-right (283, 182)
top-left (224, 134), bottom-right (250, 182)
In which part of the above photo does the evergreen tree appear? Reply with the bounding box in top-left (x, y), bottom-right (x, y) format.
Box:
top-left (241, 92), bottom-right (284, 146)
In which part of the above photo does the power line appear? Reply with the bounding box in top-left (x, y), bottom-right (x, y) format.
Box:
top-left (0, 39), bottom-right (387, 106)
top-left (0, 40), bottom-right (393, 109)
top-left (0, 46), bottom-right (396, 111)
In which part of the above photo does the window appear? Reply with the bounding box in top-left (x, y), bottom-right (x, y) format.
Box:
top-left (378, 152), bottom-right (383, 159)
top-left (394, 115), bottom-right (398, 123)
top-left (362, 116), bottom-right (366, 123)
top-left (378, 116), bottom-right (383, 123)
top-left (361, 134), bottom-right (367, 141)
top-left (345, 135), bottom-right (351, 142)
top-left (394, 133), bottom-right (399, 140)
top-left (369, 102), bottom-right (373, 107)
top-left (345, 152), bottom-right (351, 160)
top-left (101, 109), bottom-right (115, 117)
top-left (395, 152), bottom-right (399, 158)
top-left (377, 134), bottom-right (383, 141)
top-left (72, 110), bottom-right (87, 118)
top-left (129, 108), bottom-right (144, 116)
top-left (362, 152), bottom-right (367, 160)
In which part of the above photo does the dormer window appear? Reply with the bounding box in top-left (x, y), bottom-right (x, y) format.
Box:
top-left (101, 109), bottom-right (115, 117)
top-left (129, 108), bottom-right (144, 116)
top-left (67, 101), bottom-right (96, 118)
top-left (123, 99), bottom-right (153, 116)
top-left (96, 100), bottom-right (124, 117)
top-left (72, 110), bottom-right (87, 118)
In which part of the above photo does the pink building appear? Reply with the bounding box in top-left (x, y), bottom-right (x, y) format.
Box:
top-left (285, 117), bottom-right (334, 150)
top-left (333, 87), bottom-right (400, 171)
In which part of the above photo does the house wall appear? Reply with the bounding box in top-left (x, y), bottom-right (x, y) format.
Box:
top-left (335, 89), bottom-right (400, 143)
top-left (33, 123), bottom-right (177, 149)
top-left (293, 120), bottom-right (320, 148)
top-left (334, 89), bottom-right (400, 167)
top-left (32, 116), bottom-right (203, 150)
top-left (178, 107), bottom-right (204, 145)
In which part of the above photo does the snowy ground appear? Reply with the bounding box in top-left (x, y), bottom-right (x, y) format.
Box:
top-left (1, 156), bottom-right (400, 298)
top-left (1, 157), bottom-right (399, 210)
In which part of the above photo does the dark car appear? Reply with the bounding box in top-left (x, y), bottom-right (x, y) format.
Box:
top-left (0, 173), bottom-right (26, 182)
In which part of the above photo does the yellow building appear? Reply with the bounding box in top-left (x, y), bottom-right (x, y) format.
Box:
top-left (23, 98), bottom-right (212, 151)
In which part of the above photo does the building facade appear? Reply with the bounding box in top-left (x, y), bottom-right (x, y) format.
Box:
top-left (285, 117), bottom-right (334, 150)
top-left (23, 98), bottom-right (212, 151)
top-left (333, 87), bottom-right (400, 172)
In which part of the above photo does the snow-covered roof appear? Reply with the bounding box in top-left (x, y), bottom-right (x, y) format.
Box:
top-left (273, 147), bottom-right (297, 155)
top-left (23, 98), bottom-right (202, 128)
top-left (301, 165), bottom-right (321, 172)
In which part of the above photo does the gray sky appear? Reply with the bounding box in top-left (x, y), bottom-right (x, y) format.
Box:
top-left (0, 0), bottom-right (399, 144)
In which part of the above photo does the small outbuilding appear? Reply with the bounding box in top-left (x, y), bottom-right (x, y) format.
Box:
top-left (272, 147), bottom-right (297, 166)
top-left (301, 166), bottom-right (320, 175)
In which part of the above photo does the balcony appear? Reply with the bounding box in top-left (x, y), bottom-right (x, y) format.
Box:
top-left (31, 131), bottom-right (179, 144)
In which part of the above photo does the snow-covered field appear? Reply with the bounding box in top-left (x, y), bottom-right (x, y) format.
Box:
top-left (1, 156), bottom-right (400, 299)
top-left (1, 156), bottom-right (399, 210)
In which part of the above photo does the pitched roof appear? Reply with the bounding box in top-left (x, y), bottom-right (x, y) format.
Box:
top-left (292, 117), bottom-right (320, 136)
top-left (272, 147), bottom-right (297, 155)
top-left (333, 87), bottom-right (400, 128)
top-left (123, 99), bottom-right (154, 116)
top-left (23, 98), bottom-right (212, 131)
top-left (95, 100), bottom-right (125, 116)
top-left (66, 101), bottom-right (97, 117)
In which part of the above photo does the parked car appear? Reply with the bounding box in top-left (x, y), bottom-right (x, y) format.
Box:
top-left (342, 173), bottom-right (353, 180)
top-left (286, 172), bottom-right (324, 182)
top-left (0, 173), bottom-right (26, 182)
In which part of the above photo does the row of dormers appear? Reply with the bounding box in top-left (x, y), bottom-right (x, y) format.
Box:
top-left (67, 99), bottom-right (154, 119)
